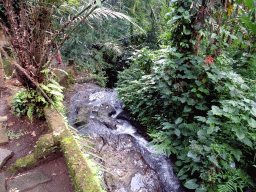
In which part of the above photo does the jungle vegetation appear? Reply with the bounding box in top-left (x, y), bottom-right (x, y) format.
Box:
top-left (1, 0), bottom-right (256, 191)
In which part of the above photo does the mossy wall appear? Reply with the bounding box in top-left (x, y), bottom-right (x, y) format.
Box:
top-left (44, 108), bottom-right (104, 192)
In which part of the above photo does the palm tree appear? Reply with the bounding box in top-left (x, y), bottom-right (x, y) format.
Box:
top-left (0, 0), bottom-right (141, 89)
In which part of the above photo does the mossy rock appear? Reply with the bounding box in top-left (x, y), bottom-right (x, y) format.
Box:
top-left (34, 134), bottom-right (56, 159)
top-left (8, 154), bottom-right (37, 173)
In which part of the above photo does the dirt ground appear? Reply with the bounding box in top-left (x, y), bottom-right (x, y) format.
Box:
top-left (0, 79), bottom-right (75, 192)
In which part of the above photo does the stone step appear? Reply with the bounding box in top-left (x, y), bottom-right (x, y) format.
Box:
top-left (26, 185), bottom-right (49, 192)
top-left (7, 171), bottom-right (51, 192)
top-left (0, 172), bottom-right (5, 192)
top-left (0, 148), bottom-right (13, 169)
top-left (0, 123), bottom-right (8, 145)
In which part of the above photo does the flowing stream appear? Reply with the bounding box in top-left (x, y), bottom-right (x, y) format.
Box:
top-left (65, 83), bottom-right (185, 192)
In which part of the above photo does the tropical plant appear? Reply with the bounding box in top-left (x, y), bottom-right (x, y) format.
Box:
top-left (12, 79), bottom-right (64, 122)
top-left (117, 0), bottom-right (256, 191)
top-left (0, 0), bottom-right (144, 116)
top-left (117, 46), bottom-right (256, 191)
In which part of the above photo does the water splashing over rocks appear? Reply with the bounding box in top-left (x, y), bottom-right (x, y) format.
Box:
top-left (64, 83), bottom-right (185, 192)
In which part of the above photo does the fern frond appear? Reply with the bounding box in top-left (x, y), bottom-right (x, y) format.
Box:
top-left (218, 178), bottom-right (238, 192)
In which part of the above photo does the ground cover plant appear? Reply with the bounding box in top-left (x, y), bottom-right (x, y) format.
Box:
top-left (117, 0), bottom-right (256, 191)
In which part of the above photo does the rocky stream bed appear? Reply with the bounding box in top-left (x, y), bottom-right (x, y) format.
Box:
top-left (64, 83), bottom-right (185, 192)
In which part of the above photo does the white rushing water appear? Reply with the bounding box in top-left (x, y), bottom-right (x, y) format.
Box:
top-left (67, 86), bottom-right (184, 192)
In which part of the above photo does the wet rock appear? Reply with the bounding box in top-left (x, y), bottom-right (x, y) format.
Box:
top-left (0, 172), bottom-right (5, 192)
top-left (0, 148), bottom-right (13, 169)
top-left (65, 83), bottom-right (184, 192)
top-left (75, 106), bottom-right (91, 126)
top-left (88, 133), bottom-right (162, 192)
top-left (7, 171), bottom-right (51, 191)
top-left (76, 102), bottom-right (117, 129)
top-left (0, 123), bottom-right (8, 145)
top-left (131, 173), bottom-right (145, 191)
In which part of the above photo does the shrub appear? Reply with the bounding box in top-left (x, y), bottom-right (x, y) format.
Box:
top-left (116, 47), bottom-right (256, 191)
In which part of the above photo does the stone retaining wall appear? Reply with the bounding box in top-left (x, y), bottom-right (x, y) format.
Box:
top-left (44, 108), bottom-right (104, 192)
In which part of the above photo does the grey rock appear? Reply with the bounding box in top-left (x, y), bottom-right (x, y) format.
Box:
top-left (0, 172), bottom-right (5, 192)
top-left (0, 123), bottom-right (9, 145)
top-left (131, 173), bottom-right (145, 191)
top-left (7, 171), bottom-right (51, 192)
top-left (0, 148), bottom-right (13, 169)
top-left (26, 185), bottom-right (48, 192)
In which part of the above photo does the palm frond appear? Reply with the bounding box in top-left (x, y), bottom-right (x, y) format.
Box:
top-left (91, 7), bottom-right (145, 33)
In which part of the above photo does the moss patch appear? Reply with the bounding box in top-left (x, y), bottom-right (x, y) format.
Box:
top-left (8, 154), bottom-right (37, 173)
top-left (34, 134), bottom-right (56, 159)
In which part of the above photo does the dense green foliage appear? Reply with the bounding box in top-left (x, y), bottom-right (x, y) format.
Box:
top-left (117, 47), bottom-right (256, 191)
top-left (117, 0), bottom-right (256, 191)
top-left (57, 0), bottom-right (168, 86)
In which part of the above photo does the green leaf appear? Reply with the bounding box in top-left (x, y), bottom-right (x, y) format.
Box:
top-left (50, 91), bottom-right (63, 97)
top-left (232, 149), bottom-right (242, 161)
top-left (175, 161), bottom-right (183, 166)
top-left (183, 106), bottom-right (192, 113)
top-left (40, 84), bottom-right (51, 92)
top-left (47, 83), bottom-right (63, 92)
top-left (177, 167), bottom-right (188, 177)
top-left (235, 128), bottom-right (245, 140)
top-left (197, 130), bottom-right (207, 141)
top-left (245, 0), bottom-right (253, 9)
top-left (177, 7), bottom-right (185, 13)
top-left (175, 117), bottom-right (183, 125)
top-left (187, 151), bottom-right (197, 158)
top-left (167, 16), bottom-right (182, 24)
top-left (180, 97), bottom-right (186, 103)
top-left (96, 0), bottom-right (102, 7)
top-left (208, 155), bottom-right (219, 167)
top-left (211, 106), bottom-right (223, 116)
top-left (211, 33), bottom-right (218, 39)
top-left (195, 116), bottom-right (206, 123)
top-left (184, 179), bottom-right (199, 189)
top-left (162, 122), bottom-right (174, 130)
top-left (27, 104), bottom-right (34, 123)
top-left (195, 188), bottom-right (207, 192)
top-left (248, 118), bottom-right (256, 128)
top-left (251, 107), bottom-right (256, 116)
top-left (229, 34), bottom-right (238, 40)
top-left (240, 137), bottom-right (253, 147)
top-left (174, 129), bottom-right (181, 136)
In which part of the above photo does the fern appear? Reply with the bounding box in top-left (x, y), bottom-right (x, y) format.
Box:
top-left (12, 80), bottom-right (64, 122)
top-left (218, 178), bottom-right (239, 192)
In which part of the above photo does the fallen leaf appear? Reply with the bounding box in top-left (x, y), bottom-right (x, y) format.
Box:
top-left (8, 122), bottom-right (15, 126)
top-left (31, 131), bottom-right (36, 137)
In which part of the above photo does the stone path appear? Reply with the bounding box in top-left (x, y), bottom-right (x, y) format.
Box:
top-left (0, 86), bottom-right (75, 192)
top-left (7, 171), bottom-right (51, 192)
top-left (0, 148), bottom-right (13, 169)
top-left (0, 122), bottom-right (8, 145)
top-left (0, 172), bottom-right (5, 192)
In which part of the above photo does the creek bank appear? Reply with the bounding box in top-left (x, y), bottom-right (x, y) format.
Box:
top-left (0, 83), bottom-right (75, 192)
top-left (64, 83), bottom-right (185, 192)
